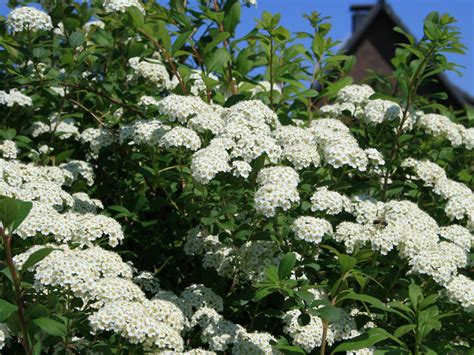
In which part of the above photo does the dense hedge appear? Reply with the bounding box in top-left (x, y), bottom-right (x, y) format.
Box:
top-left (0, 0), bottom-right (472, 354)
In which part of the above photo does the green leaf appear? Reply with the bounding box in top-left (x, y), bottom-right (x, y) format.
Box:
top-left (254, 287), bottom-right (277, 301)
top-left (295, 290), bottom-right (315, 306)
top-left (275, 344), bottom-right (306, 354)
top-left (25, 304), bottom-right (49, 320)
top-left (69, 30), bottom-right (85, 47)
top-left (338, 254), bottom-right (357, 274)
top-left (338, 291), bottom-right (386, 309)
top-left (264, 265), bottom-right (280, 284)
top-left (172, 30), bottom-right (192, 54)
top-left (0, 196), bottom-right (33, 233)
top-left (315, 305), bottom-right (343, 323)
top-left (320, 76), bottom-right (353, 99)
top-left (21, 248), bottom-right (55, 274)
top-left (224, 0), bottom-right (241, 34)
top-left (0, 299), bottom-right (17, 322)
top-left (278, 252), bottom-right (296, 279)
top-left (420, 294), bottom-right (438, 310)
top-left (204, 32), bottom-right (231, 56)
top-left (93, 28), bottom-right (114, 48)
top-left (331, 328), bottom-right (389, 353)
top-left (394, 324), bottom-right (415, 338)
top-left (32, 317), bottom-right (66, 337)
top-left (108, 206), bottom-right (131, 215)
top-left (408, 281), bottom-right (423, 310)
top-left (126, 6), bottom-right (144, 27)
top-left (205, 47), bottom-right (231, 72)
top-left (157, 21), bottom-right (171, 50)
top-left (1, 267), bottom-right (12, 283)
top-left (55, 149), bottom-right (75, 164)
top-left (63, 18), bottom-right (81, 31)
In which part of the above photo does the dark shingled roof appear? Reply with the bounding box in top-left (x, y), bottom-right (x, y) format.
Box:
top-left (341, 0), bottom-right (474, 109)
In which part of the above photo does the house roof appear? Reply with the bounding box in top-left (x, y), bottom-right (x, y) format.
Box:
top-left (341, 0), bottom-right (474, 108)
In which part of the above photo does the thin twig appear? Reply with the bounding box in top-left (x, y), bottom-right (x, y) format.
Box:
top-left (1, 229), bottom-right (31, 355)
top-left (69, 99), bottom-right (104, 126)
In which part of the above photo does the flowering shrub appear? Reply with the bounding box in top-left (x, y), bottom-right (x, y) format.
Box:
top-left (0, 0), bottom-right (472, 354)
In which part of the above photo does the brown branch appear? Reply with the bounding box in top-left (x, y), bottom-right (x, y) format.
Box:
top-left (61, 82), bottom-right (147, 119)
top-left (1, 229), bottom-right (31, 355)
top-left (212, 0), bottom-right (237, 95)
top-left (69, 99), bottom-right (104, 126)
top-left (139, 30), bottom-right (189, 95)
top-left (380, 45), bottom-right (436, 201)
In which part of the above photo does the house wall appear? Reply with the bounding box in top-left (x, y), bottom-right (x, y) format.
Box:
top-left (346, 11), bottom-right (464, 109)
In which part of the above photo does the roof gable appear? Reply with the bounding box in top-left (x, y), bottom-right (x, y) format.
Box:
top-left (341, 1), bottom-right (473, 108)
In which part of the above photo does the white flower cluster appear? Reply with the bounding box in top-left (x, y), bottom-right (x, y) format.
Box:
top-left (156, 95), bottom-right (219, 123)
top-left (50, 86), bottom-right (66, 97)
top-left (103, 0), bottom-right (146, 15)
top-left (403, 158), bottom-right (474, 227)
top-left (232, 160), bottom-right (252, 178)
top-left (120, 120), bottom-right (170, 145)
top-left (283, 309), bottom-right (326, 351)
top-left (60, 160), bottom-right (95, 186)
top-left (0, 323), bottom-right (10, 351)
top-left (0, 158), bottom-right (123, 247)
top-left (83, 20), bottom-right (105, 33)
top-left (16, 244), bottom-right (189, 351)
top-left (233, 331), bottom-right (280, 355)
top-left (0, 89), bottom-right (33, 107)
top-left (311, 186), bottom-right (352, 215)
top-left (160, 127), bottom-right (201, 151)
top-left (89, 301), bottom-right (184, 351)
top-left (291, 216), bottom-right (333, 244)
top-left (283, 301), bottom-right (360, 353)
top-left (444, 275), bottom-right (474, 311)
top-left (180, 284), bottom-right (224, 318)
top-left (80, 127), bottom-right (116, 158)
top-left (337, 84), bottom-right (375, 106)
top-left (319, 84), bottom-right (374, 119)
top-left (309, 119), bottom-right (380, 171)
top-left (409, 241), bottom-right (467, 285)
top-left (184, 228), bottom-right (278, 284)
top-left (130, 57), bottom-right (177, 90)
top-left (417, 113), bottom-right (471, 149)
top-left (191, 307), bottom-right (245, 351)
top-left (219, 100), bottom-right (281, 162)
top-left (363, 99), bottom-right (402, 125)
top-left (191, 307), bottom-right (279, 354)
top-left (255, 166), bottom-right (300, 217)
top-left (7, 7), bottom-right (53, 33)
top-left (189, 70), bottom-right (219, 96)
top-left (439, 225), bottom-right (473, 251)
top-left (72, 213), bottom-right (124, 247)
top-left (319, 85), bottom-right (425, 132)
top-left (239, 240), bottom-right (280, 283)
top-left (191, 139), bottom-right (232, 184)
top-left (138, 95), bottom-right (160, 107)
top-left (275, 125), bottom-right (320, 170)
top-left (14, 245), bottom-right (132, 293)
top-left (71, 192), bottom-right (103, 214)
top-left (124, 94), bottom-right (382, 200)
top-left (0, 140), bottom-right (19, 160)
top-left (28, 115), bottom-right (79, 140)
top-left (332, 194), bottom-right (472, 308)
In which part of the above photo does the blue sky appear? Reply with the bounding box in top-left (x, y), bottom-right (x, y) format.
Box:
top-left (1, 0), bottom-right (473, 94)
top-left (236, 0), bottom-right (474, 95)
